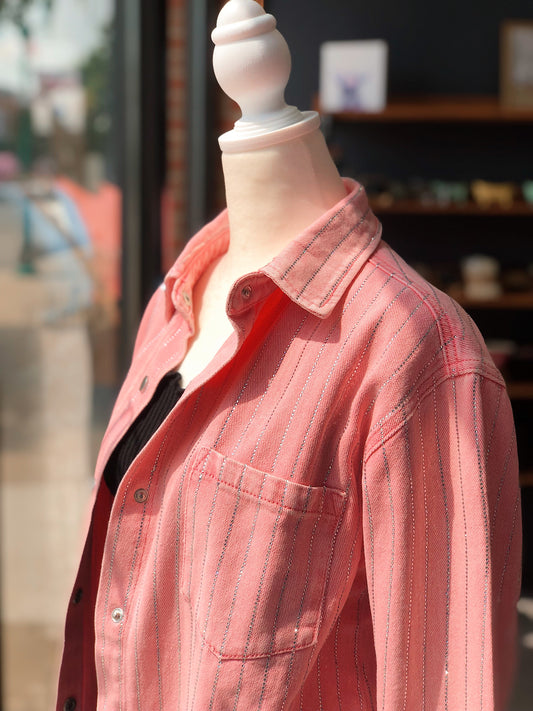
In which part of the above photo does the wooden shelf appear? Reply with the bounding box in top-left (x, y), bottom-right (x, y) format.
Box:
top-left (321, 95), bottom-right (533, 123)
top-left (453, 292), bottom-right (533, 310)
top-left (520, 471), bottom-right (533, 488)
top-left (508, 382), bottom-right (533, 400)
top-left (369, 198), bottom-right (533, 216)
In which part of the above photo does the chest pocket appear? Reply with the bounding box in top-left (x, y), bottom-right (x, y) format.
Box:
top-left (180, 447), bottom-right (346, 661)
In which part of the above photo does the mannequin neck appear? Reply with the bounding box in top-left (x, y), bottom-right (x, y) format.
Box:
top-left (221, 128), bottom-right (346, 269)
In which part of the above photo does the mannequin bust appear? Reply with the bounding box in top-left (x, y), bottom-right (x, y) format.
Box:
top-left (55, 4), bottom-right (521, 708)
top-left (179, 0), bottom-right (346, 385)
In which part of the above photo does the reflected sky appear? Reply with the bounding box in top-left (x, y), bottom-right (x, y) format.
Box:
top-left (0, 0), bottom-right (113, 96)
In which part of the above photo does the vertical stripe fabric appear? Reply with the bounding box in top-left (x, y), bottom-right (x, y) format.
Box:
top-left (56, 179), bottom-right (521, 711)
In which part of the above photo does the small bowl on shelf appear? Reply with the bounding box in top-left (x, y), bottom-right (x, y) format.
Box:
top-left (460, 254), bottom-right (502, 302)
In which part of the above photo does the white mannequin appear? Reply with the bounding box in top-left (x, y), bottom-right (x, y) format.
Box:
top-left (179, 0), bottom-right (346, 386)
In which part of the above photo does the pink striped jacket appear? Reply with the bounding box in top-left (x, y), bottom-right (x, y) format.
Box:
top-left (57, 179), bottom-right (521, 711)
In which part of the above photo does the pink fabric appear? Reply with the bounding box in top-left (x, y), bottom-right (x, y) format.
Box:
top-left (55, 177), bottom-right (122, 300)
top-left (56, 179), bottom-right (521, 711)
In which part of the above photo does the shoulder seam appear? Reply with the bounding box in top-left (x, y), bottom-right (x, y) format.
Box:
top-left (362, 367), bottom-right (507, 464)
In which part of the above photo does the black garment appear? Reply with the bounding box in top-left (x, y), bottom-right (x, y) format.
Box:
top-left (103, 371), bottom-right (185, 495)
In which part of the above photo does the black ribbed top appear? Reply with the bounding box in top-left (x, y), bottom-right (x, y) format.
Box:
top-left (103, 371), bottom-right (185, 495)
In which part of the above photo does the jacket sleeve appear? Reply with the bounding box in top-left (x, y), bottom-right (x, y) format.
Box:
top-left (361, 371), bottom-right (521, 711)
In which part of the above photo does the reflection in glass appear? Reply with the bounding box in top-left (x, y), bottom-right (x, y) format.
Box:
top-left (0, 1), bottom-right (119, 708)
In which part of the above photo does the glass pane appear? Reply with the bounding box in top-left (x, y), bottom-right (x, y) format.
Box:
top-left (0, 1), bottom-right (120, 708)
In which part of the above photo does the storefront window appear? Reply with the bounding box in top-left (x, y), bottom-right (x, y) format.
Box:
top-left (0, 1), bottom-right (120, 708)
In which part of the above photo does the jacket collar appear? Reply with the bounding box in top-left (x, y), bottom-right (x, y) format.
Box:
top-left (164, 178), bottom-right (381, 321)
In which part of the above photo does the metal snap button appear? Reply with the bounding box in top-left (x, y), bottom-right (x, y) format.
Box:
top-left (63, 698), bottom-right (77, 711)
top-left (241, 285), bottom-right (252, 299)
top-left (134, 488), bottom-right (149, 504)
top-left (111, 607), bottom-right (124, 624)
top-left (139, 376), bottom-right (149, 392)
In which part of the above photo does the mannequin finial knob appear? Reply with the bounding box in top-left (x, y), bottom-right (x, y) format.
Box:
top-left (212, 0), bottom-right (320, 153)
top-left (212, 0), bottom-right (290, 119)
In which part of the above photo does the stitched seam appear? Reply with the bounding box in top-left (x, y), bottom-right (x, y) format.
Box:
top-left (363, 370), bottom-right (507, 464)
top-left (202, 631), bottom-right (315, 660)
top-left (317, 220), bottom-right (381, 308)
top-left (366, 354), bottom-right (501, 440)
top-left (295, 208), bottom-right (370, 299)
top-left (197, 466), bottom-right (343, 518)
top-left (280, 185), bottom-right (363, 280)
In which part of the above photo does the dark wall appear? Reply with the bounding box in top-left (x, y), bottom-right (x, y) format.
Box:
top-left (264, 1), bottom-right (533, 272)
top-left (269, 0), bottom-right (533, 110)
top-left (268, 1), bottom-right (533, 189)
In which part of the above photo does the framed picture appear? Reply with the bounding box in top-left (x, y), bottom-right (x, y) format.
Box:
top-left (319, 40), bottom-right (388, 114)
top-left (500, 20), bottom-right (533, 108)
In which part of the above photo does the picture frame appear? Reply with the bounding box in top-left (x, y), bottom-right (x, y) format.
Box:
top-left (500, 20), bottom-right (533, 108)
top-left (319, 40), bottom-right (388, 114)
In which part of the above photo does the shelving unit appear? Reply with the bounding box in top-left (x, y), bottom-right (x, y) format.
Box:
top-left (322, 94), bottom-right (533, 486)
top-left (520, 471), bottom-right (533, 488)
top-left (322, 94), bottom-right (533, 123)
top-left (508, 382), bottom-right (533, 400)
top-left (369, 198), bottom-right (533, 217)
top-left (454, 292), bottom-right (533, 310)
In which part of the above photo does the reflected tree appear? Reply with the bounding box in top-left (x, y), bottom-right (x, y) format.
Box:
top-left (82, 25), bottom-right (113, 155)
top-left (0, 0), bottom-right (53, 31)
